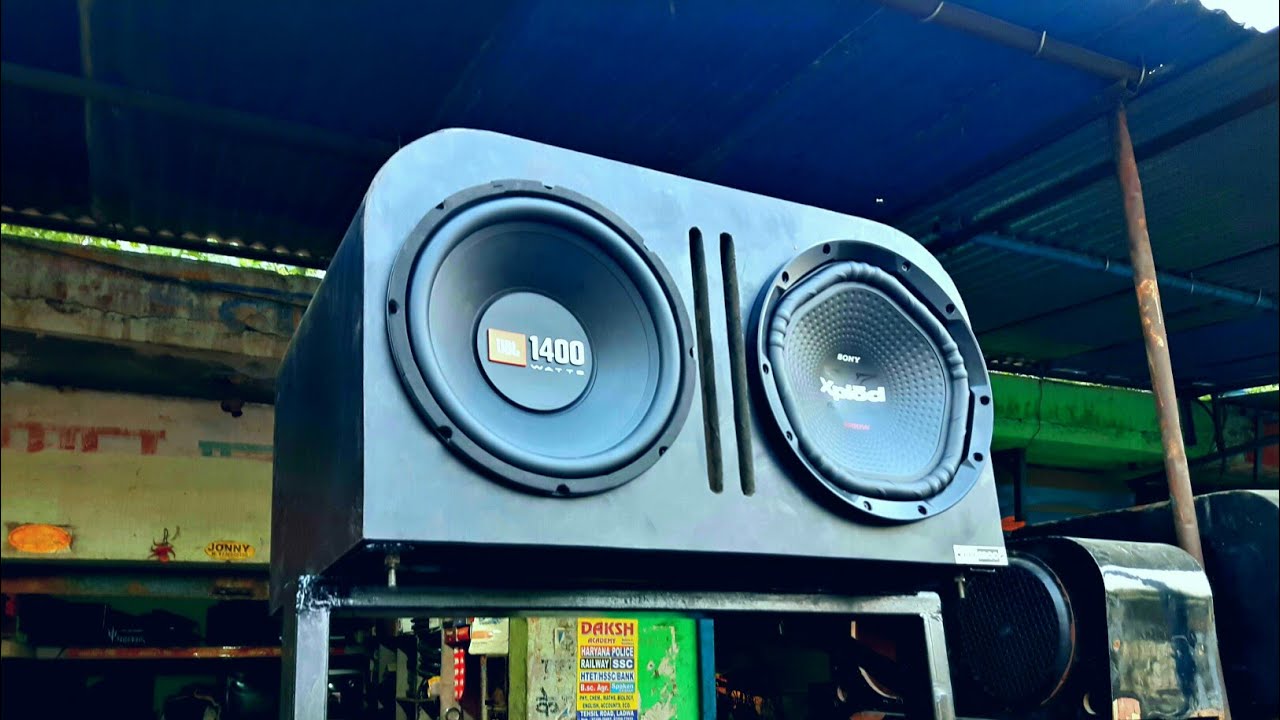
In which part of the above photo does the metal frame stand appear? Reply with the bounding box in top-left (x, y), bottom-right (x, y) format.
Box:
top-left (281, 580), bottom-right (956, 720)
top-left (282, 577), bottom-right (333, 720)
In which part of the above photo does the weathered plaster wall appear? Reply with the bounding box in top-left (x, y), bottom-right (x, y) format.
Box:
top-left (2, 381), bottom-right (272, 564)
top-left (1, 234), bottom-right (318, 401)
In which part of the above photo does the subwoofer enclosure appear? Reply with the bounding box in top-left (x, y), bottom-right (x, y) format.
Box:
top-left (943, 537), bottom-right (1226, 720)
top-left (271, 129), bottom-right (1005, 608)
top-left (1024, 490), bottom-right (1278, 718)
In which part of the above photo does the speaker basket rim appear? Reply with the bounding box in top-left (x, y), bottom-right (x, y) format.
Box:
top-left (385, 179), bottom-right (695, 496)
top-left (753, 240), bottom-right (995, 522)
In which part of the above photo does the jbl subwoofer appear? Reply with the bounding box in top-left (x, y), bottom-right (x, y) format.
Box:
top-left (271, 129), bottom-right (1005, 607)
top-left (384, 180), bottom-right (693, 496)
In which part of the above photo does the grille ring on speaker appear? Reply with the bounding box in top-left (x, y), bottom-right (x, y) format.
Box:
top-left (753, 240), bottom-right (993, 521)
top-left (385, 180), bottom-right (694, 496)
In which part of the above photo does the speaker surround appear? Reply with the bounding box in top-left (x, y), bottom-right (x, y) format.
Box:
top-left (754, 240), bottom-right (992, 522)
top-left (385, 180), bottom-right (694, 496)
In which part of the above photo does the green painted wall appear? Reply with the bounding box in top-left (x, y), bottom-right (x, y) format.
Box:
top-left (989, 373), bottom-right (1237, 469)
top-left (635, 616), bottom-right (699, 720)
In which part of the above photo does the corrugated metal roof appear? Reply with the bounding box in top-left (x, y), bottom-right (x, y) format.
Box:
top-left (1, 0), bottom-right (1276, 391)
top-left (901, 32), bottom-right (1278, 391)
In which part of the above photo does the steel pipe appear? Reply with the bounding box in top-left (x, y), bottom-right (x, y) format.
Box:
top-left (875, 0), bottom-right (1146, 84)
top-left (1113, 102), bottom-right (1205, 566)
top-left (1127, 434), bottom-right (1280, 486)
top-left (1114, 106), bottom-right (1234, 720)
top-left (971, 234), bottom-right (1277, 312)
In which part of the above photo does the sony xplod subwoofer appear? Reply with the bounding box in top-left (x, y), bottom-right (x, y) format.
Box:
top-left (751, 241), bottom-right (989, 522)
top-left (271, 129), bottom-right (1005, 608)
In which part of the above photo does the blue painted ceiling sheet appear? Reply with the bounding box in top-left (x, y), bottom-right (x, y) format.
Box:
top-left (0, 0), bottom-right (1274, 390)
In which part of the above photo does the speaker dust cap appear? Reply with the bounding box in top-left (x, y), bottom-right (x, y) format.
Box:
top-left (476, 292), bottom-right (592, 412)
top-left (386, 181), bottom-right (694, 497)
top-left (754, 240), bottom-right (993, 522)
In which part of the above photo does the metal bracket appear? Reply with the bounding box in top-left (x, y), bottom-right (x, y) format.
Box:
top-left (281, 576), bottom-right (333, 720)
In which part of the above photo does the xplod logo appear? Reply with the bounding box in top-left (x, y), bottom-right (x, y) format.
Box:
top-left (487, 328), bottom-right (588, 376)
top-left (820, 376), bottom-right (887, 403)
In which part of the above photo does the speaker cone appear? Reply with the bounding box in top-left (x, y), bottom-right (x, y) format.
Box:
top-left (386, 181), bottom-right (694, 496)
top-left (753, 241), bottom-right (992, 521)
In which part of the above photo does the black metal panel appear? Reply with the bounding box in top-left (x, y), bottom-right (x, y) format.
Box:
top-left (270, 211), bottom-right (367, 611)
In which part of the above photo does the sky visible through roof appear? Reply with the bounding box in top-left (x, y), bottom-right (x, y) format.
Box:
top-left (1199, 0), bottom-right (1279, 30)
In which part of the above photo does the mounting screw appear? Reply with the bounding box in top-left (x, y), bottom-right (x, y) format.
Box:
top-left (385, 553), bottom-right (400, 588)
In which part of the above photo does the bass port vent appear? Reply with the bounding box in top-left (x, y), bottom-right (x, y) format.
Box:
top-left (719, 231), bottom-right (756, 497)
top-left (688, 226), bottom-right (724, 494)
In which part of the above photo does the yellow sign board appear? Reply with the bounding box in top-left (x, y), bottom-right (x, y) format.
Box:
top-left (204, 539), bottom-right (256, 562)
top-left (8, 524), bottom-right (73, 554)
top-left (576, 618), bottom-right (639, 720)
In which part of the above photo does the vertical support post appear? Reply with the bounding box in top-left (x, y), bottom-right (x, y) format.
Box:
top-left (1115, 103), bottom-right (1233, 720)
top-left (281, 580), bottom-right (332, 720)
top-left (1112, 103), bottom-right (1205, 567)
top-left (1013, 448), bottom-right (1027, 522)
top-left (1254, 415), bottom-right (1264, 484)
top-left (919, 607), bottom-right (957, 720)
top-left (508, 618), bottom-right (529, 720)
top-left (697, 618), bottom-right (717, 720)
top-left (441, 637), bottom-right (462, 718)
top-left (480, 655), bottom-right (490, 720)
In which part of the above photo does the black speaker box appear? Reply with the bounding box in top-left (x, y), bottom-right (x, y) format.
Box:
top-left (1024, 490), bottom-right (1278, 718)
top-left (942, 537), bottom-right (1226, 720)
top-left (271, 130), bottom-right (1004, 607)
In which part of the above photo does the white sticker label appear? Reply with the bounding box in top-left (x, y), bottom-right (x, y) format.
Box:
top-left (953, 544), bottom-right (1008, 566)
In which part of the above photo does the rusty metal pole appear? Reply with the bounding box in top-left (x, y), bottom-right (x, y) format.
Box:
top-left (1112, 103), bottom-right (1206, 566)
top-left (1114, 100), bottom-right (1233, 720)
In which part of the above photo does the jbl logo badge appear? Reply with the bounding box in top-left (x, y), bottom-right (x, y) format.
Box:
top-left (487, 328), bottom-right (527, 367)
